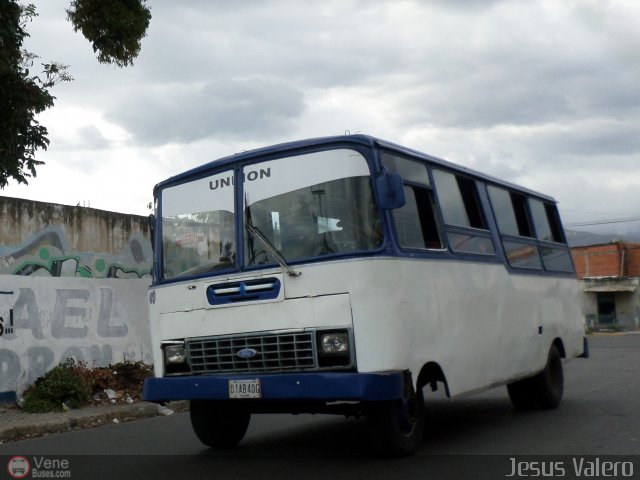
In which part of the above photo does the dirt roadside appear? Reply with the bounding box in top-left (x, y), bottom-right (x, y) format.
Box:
top-left (0, 400), bottom-right (188, 443)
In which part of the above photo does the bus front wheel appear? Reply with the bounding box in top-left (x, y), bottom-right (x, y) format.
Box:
top-left (366, 385), bottom-right (425, 457)
top-left (507, 344), bottom-right (564, 410)
top-left (190, 400), bottom-right (251, 448)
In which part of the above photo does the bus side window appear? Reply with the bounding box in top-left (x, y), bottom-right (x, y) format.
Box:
top-left (510, 193), bottom-right (533, 238)
top-left (381, 152), bottom-right (443, 250)
top-left (414, 188), bottom-right (442, 248)
top-left (530, 199), bottom-right (566, 244)
top-left (545, 203), bottom-right (566, 243)
top-left (488, 186), bottom-right (534, 238)
top-left (432, 170), bottom-right (494, 256)
top-left (488, 186), bottom-right (542, 269)
top-left (529, 198), bottom-right (573, 272)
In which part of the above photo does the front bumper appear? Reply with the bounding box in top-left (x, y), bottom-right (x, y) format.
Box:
top-left (143, 372), bottom-right (404, 403)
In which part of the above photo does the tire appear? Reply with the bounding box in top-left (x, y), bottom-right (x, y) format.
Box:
top-left (507, 379), bottom-right (538, 410)
top-left (190, 401), bottom-right (251, 448)
top-left (534, 344), bottom-right (564, 409)
top-left (507, 344), bottom-right (564, 410)
top-left (366, 384), bottom-right (425, 457)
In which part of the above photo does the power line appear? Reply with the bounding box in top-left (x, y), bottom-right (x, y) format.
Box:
top-left (565, 217), bottom-right (640, 228)
top-left (563, 208), bottom-right (635, 216)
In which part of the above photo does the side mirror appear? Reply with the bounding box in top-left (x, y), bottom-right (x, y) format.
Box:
top-left (375, 173), bottom-right (405, 210)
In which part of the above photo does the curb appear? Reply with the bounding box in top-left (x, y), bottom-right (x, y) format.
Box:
top-left (0, 401), bottom-right (189, 443)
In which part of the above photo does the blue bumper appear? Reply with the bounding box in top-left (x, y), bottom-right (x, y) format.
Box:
top-left (143, 372), bottom-right (404, 403)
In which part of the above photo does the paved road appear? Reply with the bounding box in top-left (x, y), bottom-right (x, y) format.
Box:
top-left (1, 335), bottom-right (639, 479)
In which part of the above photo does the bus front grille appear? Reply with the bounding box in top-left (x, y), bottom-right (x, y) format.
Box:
top-left (187, 332), bottom-right (316, 373)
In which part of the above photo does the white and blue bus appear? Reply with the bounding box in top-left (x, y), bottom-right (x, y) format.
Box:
top-left (143, 134), bottom-right (588, 456)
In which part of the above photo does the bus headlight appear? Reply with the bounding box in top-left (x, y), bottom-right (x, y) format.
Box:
top-left (317, 330), bottom-right (352, 368)
top-left (320, 332), bottom-right (350, 354)
top-left (162, 341), bottom-right (189, 375)
top-left (165, 344), bottom-right (186, 364)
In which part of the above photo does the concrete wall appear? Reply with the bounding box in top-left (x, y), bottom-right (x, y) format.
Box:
top-left (0, 196), bottom-right (152, 278)
top-left (0, 197), bottom-right (153, 398)
top-left (0, 276), bottom-right (152, 396)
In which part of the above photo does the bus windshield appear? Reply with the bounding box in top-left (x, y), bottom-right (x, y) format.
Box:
top-left (160, 149), bottom-right (382, 280)
top-left (161, 168), bottom-right (237, 280)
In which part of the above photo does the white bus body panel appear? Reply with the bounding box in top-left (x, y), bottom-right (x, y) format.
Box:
top-left (149, 257), bottom-right (585, 397)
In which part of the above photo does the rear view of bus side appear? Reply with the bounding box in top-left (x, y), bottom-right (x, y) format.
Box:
top-left (143, 135), bottom-right (588, 456)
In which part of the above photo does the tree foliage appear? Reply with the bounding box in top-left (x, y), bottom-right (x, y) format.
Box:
top-left (0, 1), bottom-right (72, 188)
top-left (0, 0), bottom-right (150, 188)
top-left (67, 0), bottom-right (151, 68)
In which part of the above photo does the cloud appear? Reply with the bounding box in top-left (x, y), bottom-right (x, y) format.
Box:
top-left (358, 1), bottom-right (640, 131)
top-left (75, 125), bottom-right (111, 150)
top-left (105, 78), bottom-right (306, 145)
top-left (5, 0), bottom-right (639, 230)
top-left (529, 121), bottom-right (640, 159)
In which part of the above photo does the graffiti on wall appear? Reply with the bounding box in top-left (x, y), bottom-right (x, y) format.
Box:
top-left (0, 226), bottom-right (152, 278)
top-left (0, 277), bottom-right (152, 395)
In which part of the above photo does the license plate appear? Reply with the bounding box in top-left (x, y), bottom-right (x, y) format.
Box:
top-left (228, 379), bottom-right (262, 399)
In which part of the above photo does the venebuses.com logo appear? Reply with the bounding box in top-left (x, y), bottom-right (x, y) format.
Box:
top-left (6, 455), bottom-right (72, 478)
top-left (7, 456), bottom-right (30, 479)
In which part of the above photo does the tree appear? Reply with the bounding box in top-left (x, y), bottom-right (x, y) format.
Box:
top-left (67, 0), bottom-right (152, 68)
top-left (0, 0), bottom-right (151, 188)
top-left (0, 1), bottom-right (71, 187)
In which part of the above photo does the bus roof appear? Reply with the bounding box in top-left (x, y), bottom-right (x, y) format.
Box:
top-left (154, 134), bottom-right (556, 202)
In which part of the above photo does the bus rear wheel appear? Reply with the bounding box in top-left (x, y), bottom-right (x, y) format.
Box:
top-left (507, 344), bottom-right (564, 410)
top-left (366, 385), bottom-right (425, 457)
top-left (190, 400), bottom-right (251, 448)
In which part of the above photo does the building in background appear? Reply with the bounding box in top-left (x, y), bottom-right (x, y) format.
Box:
top-left (571, 242), bottom-right (640, 331)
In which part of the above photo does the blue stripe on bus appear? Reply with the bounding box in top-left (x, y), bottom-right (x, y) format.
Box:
top-left (152, 242), bottom-right (576, 287)
top-left (143, 372), bottom-right (404, 403)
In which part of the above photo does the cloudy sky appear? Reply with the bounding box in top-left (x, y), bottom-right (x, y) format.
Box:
top-left (4, 0), bottom-right (640, 234)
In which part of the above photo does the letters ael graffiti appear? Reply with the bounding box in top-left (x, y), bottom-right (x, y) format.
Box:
top-left (0, 284), bottom-right (152, 395)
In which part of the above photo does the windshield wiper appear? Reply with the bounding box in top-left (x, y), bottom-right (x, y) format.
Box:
top-left (245, 201), bottom-right (301, 277)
